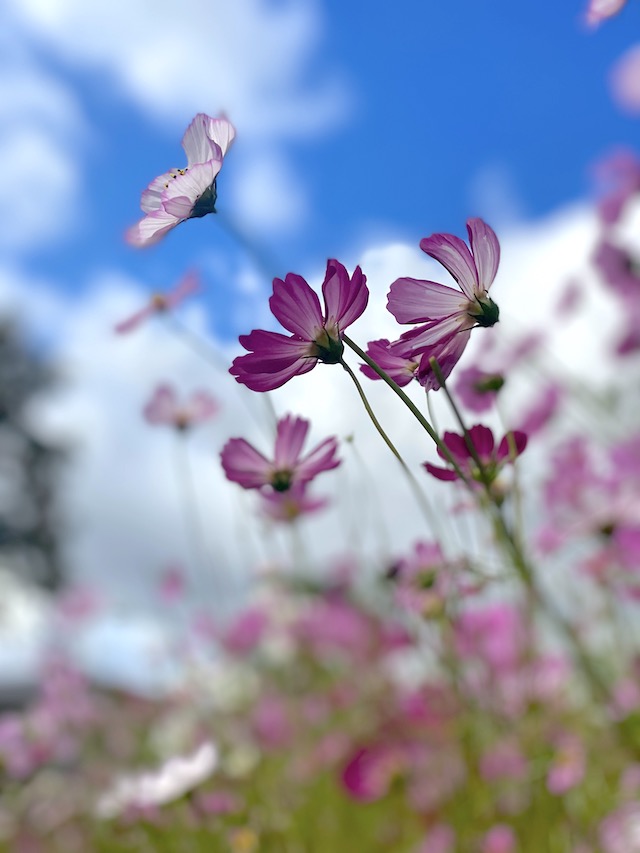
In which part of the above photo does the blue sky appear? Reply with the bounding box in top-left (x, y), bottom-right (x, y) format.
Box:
top-left (4, 0), bottom-right (639, 341)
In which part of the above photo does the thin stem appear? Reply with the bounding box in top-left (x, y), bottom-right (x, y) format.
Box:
top-left (340, 358), bottom-right (443, 537)
top-left (342, 335), bottom-right (470, 485)
top-left (173, 434), bottom-right (218, 604)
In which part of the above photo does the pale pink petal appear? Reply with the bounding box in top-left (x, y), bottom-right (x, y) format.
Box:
top-left (467, 218), bottom-right (500, 289)
top-left (125, 209), bottom-right (180, 248)
top-left (207, 116), bottom-right (236, 158)
top-left (141, 169), bottom-right (181, 213)
top-left (187, 392), bottom-right (219, 423)
top-left (162, 160), bottom-right (221, 206)
top-left (220, 438), bottom-right (272, 489)
top-left (165, 271), bottom-right (200, 308)
top-left (163, 195), bottom-right (196, 218)
top-left (144, 385), bottom-right (178, 424)
top-left (419, 232), bottom-right (479, 299)
top-left (274, 415), bottom-right (310, 469)
top-left (387, 277), bottom-right (468, 324)
top-left (181, 113), bottom-right (220, 166)
top-left (114, 305), bottom-right (154, 334)
top-left (269, 274), bottom-right (324, 339)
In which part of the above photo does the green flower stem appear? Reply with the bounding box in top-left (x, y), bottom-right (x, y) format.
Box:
top-left (340, 358), bottom-right (442, 536)
top-left (342, 335), bottom-right (470, 485)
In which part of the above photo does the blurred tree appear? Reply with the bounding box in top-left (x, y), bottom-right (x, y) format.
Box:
top-left (0, 321), bottom-right (66, 590)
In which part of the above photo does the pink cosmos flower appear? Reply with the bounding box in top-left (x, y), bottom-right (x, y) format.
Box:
top-left (585, 0), bottom-right (628, 27)
top-left (221, 414), bottom-right (340, 492)
top-left (387, 218), bottom-right (500, 388)
top-left (360, 338), bottom-right (419, 386)
top-left (593, 239), bottom-right (640, 303)
top-left (230, 259), bottom-right (368, 391)
top-left (126, 113), bottom-right (235, 247)
top-left (143, 383), bottom-right (219, 430)
top-left (259, 485), bottom-right (329, 523)
top-left (453, 366), bottom-right (505, 414)
top-left (424, 424), bottom-right (527, 483)
top-left (114, 272), bottom-right (200, 334)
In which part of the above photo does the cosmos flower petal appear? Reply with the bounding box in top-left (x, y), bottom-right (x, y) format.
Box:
top-left (181, 113), bottom-right (221, 166)
top-left (423, 462), bottom-right (459, 481)
top-left (165, 272), bottom-right (200, 307)
top-left (419, 232), bottom-right (479, 299)
top-left (322, 260), bottom-right (368, 330)
top-left (468, 424), bottom-right (496, 458)
top-left (141, 169), bottom-right (180, 213)
top-left (387, 277), bottom-right (468, 324)
top-left (207, 116), bottom-right (236, 158)
top-left (114, 305), bottom-right (154, 334)
top-left (125, 209), bottom-right (181, 248)
top-left (274, 415), bottom-right (310, 469)
top-left (220, 439), bottom-right (272, 489)
top-left (143, 384), bottom-right (178, 424)
top-left (466, 218), bottom-right (500, 289)
top-left (296, 437), bottom-right (341, 482)
top-left (269, 274), bottom-right (324, 338)
top-left (496, 431), bottom-right (528, 461)
top-left (162, 160), bottom-right (222, 205)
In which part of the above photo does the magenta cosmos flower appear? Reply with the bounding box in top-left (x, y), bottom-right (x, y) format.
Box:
top-left (143, 383), bottom-right (219, 431)
top-left (424, 424), bottom-right (527, 483)
top-left (387, 218), bottom-right (500, 388)
top-left (220, 414), bottom-right (340, 492)
top-left (126, 114), bottom-right (235, 247)
top-left (230, 259), bottom-right (368, 391)
top-left (114, 272), bottom-right (199, 334)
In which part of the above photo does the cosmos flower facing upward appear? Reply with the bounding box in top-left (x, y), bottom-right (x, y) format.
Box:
top-left (221, 414), bottom-right (340, 492)
top-left (230, 260), bottom-right (368, 391)
top-left (387, 219), bottom-right (500, 389)
top-left (126, 114), bottom-right (235, 247)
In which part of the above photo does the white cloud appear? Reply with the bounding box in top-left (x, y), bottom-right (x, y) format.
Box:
top-left (229, 148), bottom-right (309, 234)
top-left (5, 0), bottom-right (351, 138)
top-left (0, 29), bottom-right (86, 251)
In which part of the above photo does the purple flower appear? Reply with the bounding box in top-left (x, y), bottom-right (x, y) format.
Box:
top-left (143, 383), bottom-right (219, 430)
top-left (220, 414), bottom-right (340, 492)
top-left (453, 366), bottom-right (505, 414)
top-left (114, 272), bottom-right (200, 334)
top-left (424, 424), bottom-right (527, 483)
top-left (387, 218), bottom-right (500, 388)
top-left (126, 114), bottom-right (235, 247)
top-left (360, 338), bottom-right (419, 386)
top-left (593, 239), bottom-right (640, 302)
top-left (230, 260), bottom-right (368, 391)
